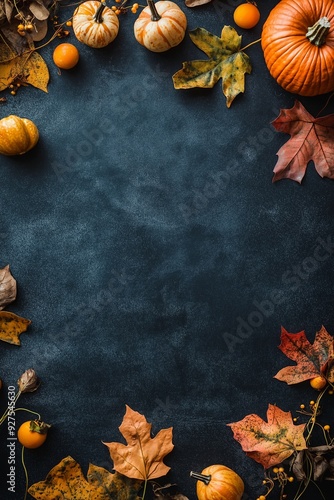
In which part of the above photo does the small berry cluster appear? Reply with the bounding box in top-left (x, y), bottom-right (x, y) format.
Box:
top-left (17, 19), bottom-right (35, 37)
top-left (111, 0), bottom-right (140, 15)
top-left (51, 15), bottom-right (71, 38)
top-left (256, 467), bottom-right (294, 500)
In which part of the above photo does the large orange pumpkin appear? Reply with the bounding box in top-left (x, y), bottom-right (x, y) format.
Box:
top-left (261, 0), bottom-right (334, 96)
top-left (190, 465), bottom-right (244, 500)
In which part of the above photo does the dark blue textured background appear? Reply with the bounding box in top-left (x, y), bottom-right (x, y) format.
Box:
top-left (1, 0), bottom-right (334, 498)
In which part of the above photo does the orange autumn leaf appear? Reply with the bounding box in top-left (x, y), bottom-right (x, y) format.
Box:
top-left (0, 311), bottom-right (31, 345)
top-left (228, 404), bottom-right (307, 469)
top-left (274, 326), bottom-right (334, 385)
top-left (104, 405), bottom-right (174, 481)
top-left (28, 456), bottom-right (142, 500)
top-left (272, 100), bottom-right (334, 183)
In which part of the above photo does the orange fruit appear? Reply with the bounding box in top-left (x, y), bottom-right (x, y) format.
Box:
top-left (233, 3), bottom-right (260, 29)
top-left (53, 43), bottom-right (80, 70)
top-left (310, 376), bottom-right (327, 390)
top-left (17, 420), bottom-right (49, 449)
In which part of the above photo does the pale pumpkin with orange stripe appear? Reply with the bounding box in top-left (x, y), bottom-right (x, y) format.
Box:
top-left (73, 1), bottom-right (119, 49)
top-left (190, 465), bottom-right (244, 500)
top-left (134, 0), bottom-right (187, 52)
top-left (0, 115), bottom-right (39, 156)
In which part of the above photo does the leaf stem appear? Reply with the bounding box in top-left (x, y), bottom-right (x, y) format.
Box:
top-left (22, 446), bottom-right (29, 500)
top-left (305, 387), bottom-right (328, 444)
top-left (316, 92), bottom-right (334, 117)
top-left (241, 38), bottom-right (261, 52)
top-left (141, 478), bottom-right (148, 500)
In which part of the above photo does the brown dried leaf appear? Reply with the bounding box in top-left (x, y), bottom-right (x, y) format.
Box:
top-left (104, 405), bottom-right (174, 481)
top-left (185, 0), bottom-right (212, 6)
top-left (4, 0), bottom-right (13, 23)
top-left (0, 264), bottom-right (17, 310)
top-left (0, 33), bottom-right (26, 58)
top-left (152, 483), bottom-right (190, 500)
top-left (0, 311), bottom-right (31, 345)
top-left (31, 19), bottom-right (48, 42)
top-left (29, 1), bottom-right (50, 21)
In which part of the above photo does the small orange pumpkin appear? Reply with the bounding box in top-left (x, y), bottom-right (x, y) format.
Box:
top-left (134, 0), bottom-right (187, 52)
top-left (261, 0), bottom-right (334, 96)
top-left (0, 115), bottom-right (39, 156)
top-left (191, 465), bottom-right (244, 500)
top-left (73, 0), bottom-right (119, 48)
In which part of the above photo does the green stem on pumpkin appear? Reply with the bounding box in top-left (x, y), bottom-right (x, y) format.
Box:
top-left (306, 17), bottom-right (330, 46)
top-left (190, 471), bottom-right (211, 485)
top-left (147, 0), bottom-right (161, 22)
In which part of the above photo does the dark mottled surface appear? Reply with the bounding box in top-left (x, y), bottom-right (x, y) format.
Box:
top-left (1, 0), bottom-right (334, 499)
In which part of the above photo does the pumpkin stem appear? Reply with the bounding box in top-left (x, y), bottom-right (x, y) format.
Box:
top-left (190, 471), bottom-right (211, 485)
top-left (147, 0), bottom-right (161, 21)
top-left (306, 17), bottom-right (330, 47)
top-left (94, 1), bottom-right (107, 23)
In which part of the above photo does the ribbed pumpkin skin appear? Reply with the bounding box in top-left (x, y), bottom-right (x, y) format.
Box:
top-left (0, 115), bottom-right (39, 156)
top-left (196, 465), bottom-right (244, 500)
top-left (134, 1), bottom-right (187, 53)
top-left (261, 0), bottom-right (334, 96)
top-left (73, 1), bottom-right (119, 48)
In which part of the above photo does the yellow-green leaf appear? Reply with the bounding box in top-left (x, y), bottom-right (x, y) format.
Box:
top-left (28, 456), bottom-right (142, 500)
top-left (173, 26), bottom-right (252, 107)
top-left (0, 311), bottom-right (31, 345)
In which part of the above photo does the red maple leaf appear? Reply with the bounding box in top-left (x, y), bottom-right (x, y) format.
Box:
top-left (274, 326), bottom-right (334, 385)
top-left (272, 100), bottom-right (334, 183)
top-left (228, 404), bottom-right (307, 469)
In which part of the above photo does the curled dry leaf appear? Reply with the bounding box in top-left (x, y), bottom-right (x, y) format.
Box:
top-left (185, 0), bottom-right (212, 7)
top-left (152, 482), bottom-right (190, 500)
top-left (29, 1), bottom-right (50, 21)
top-left (17, 368), bottom-right (40, 393)
top-left (0, 264), bottom-right (16, 310)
